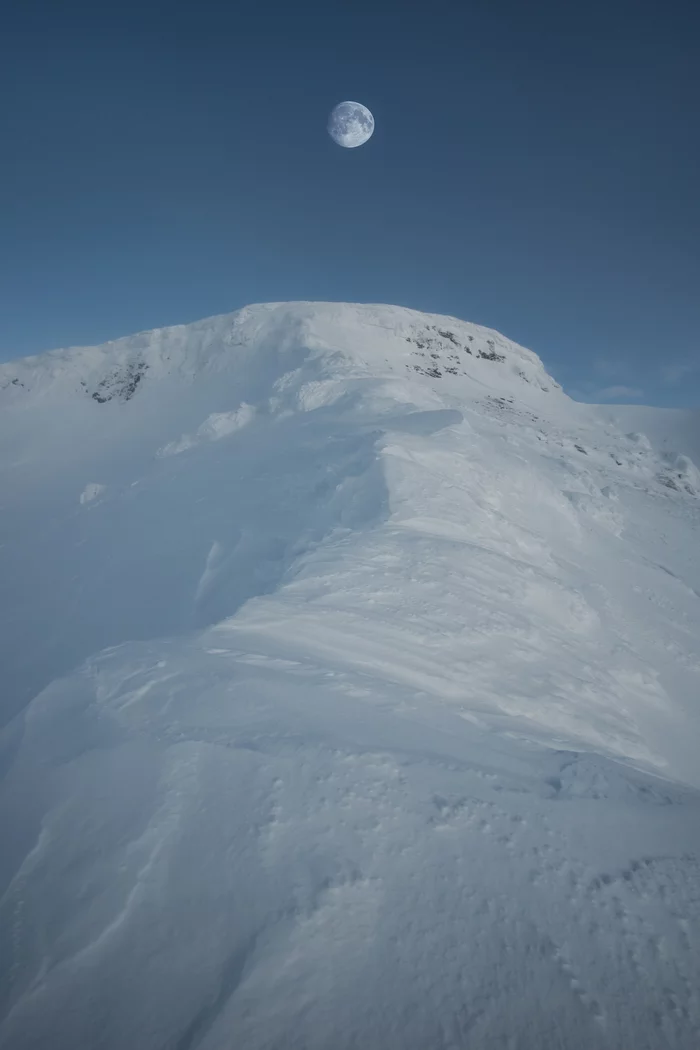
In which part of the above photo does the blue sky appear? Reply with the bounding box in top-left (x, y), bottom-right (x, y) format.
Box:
top-left (1, 0), bottom-right (698, 406)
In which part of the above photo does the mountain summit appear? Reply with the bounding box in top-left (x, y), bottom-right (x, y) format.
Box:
top-left (0, 301), bottom-right (564, 716)
top-left (1, 300), bottom-right (559, 400)
top-left (1, 303), bottom-right (699, 1050)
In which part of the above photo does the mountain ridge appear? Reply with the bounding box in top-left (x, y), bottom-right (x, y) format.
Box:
top-left (1, 301), bottom-right (699, 1050)
top-left (0, 301), bottom-right (560, 400)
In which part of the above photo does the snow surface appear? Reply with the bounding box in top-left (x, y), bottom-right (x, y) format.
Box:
top-left (1, 301), bottom-right (699, 1049)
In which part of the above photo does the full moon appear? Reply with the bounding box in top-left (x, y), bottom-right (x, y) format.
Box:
top-left (327, 101), bottom-right (374, 148)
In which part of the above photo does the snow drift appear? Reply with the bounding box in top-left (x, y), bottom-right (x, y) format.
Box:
top-left (1, 302), bottom-right (699, 1049)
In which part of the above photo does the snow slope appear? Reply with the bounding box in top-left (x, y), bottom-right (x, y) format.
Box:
top-left (1, 302), bottom-right (699, 1049)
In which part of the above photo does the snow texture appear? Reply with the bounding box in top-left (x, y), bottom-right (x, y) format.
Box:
top-left (1, 302), bottom-right (699, 1050)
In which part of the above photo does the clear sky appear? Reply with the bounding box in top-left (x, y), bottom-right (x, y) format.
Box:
top-left (1, 0), bottom-right (698, 406)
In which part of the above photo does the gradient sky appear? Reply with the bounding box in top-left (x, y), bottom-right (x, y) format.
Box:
top-left (1, 0), bottom-right (698, 406)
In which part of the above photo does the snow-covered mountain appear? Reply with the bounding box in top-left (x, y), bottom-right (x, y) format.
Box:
top-left (1, 302), bottom-right (699, 1049)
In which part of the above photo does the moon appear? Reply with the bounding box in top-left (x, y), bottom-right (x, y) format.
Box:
top-left (327, 101), bottom-right (374, 148)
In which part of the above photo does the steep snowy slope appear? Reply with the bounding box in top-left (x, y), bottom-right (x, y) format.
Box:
top-left (1, 303), bottom-right (699, 1050)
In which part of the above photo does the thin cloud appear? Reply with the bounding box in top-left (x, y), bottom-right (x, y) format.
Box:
top-left (662, 361), bottom-right (698, 385)
top-left (595, 385), bottom-right (644, 401)
top-left (592, 359), bottom-right (624, 378)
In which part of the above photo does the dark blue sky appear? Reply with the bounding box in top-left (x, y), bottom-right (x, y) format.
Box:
top-left (1, 0), bottom-right (698, 405)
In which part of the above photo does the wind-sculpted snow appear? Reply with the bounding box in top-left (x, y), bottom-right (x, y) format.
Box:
top-left (0, 302), bottom-right (699, 1049)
